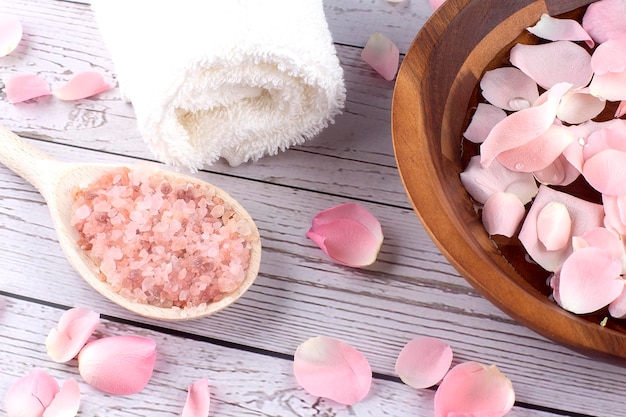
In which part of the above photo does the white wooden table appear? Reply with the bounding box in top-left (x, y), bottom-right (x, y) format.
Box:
top-left (0, 1), bottom-right (624, 416)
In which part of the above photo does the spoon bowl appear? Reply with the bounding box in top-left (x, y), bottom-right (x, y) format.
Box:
top-left (0, 125), bottom-right (262, 320)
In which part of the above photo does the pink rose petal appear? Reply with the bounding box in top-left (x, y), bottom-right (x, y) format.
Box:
top-left (429, 0), bottom-right (446, 11)
top-left (293, 336), bottom-right (372, 405)
top-left (557, 89), bottom-right (605, 124)
top-left (5, 74), bottom-right (51, 104)
top-left (480, 82), bottom-right (571, 168)
top-left (307, 203), bottom-right (383, 267)
top-left (479, 67), bottom-right (539, 111)
top-left (394, 337), bottom-right (453, 389)
top-left (78, 335), bottom-right (156, 395)
top-left (459, 155), bottom-right (538, 205)
top-left (182, 378), bottom-right (210, 417)
top-left (52, 71), bottom-right (111, 101)
top-left (46, 307), bottom-right (100, 363)
top-left (434, 361), bottom-right (515, 417)
top-left (533, 153), bottom-right (581, 186)
top-left (361, 32), bottom-right (399, 81)
top-left (536, 202), bottom-right (571, 251)
top-left (43, 378), bottom-right (80, 417)
top-left (510, 41), bottom-right (592, 90)
top-left (583, 149), bottom-right (626, 195)
top-left (591, 39), bottom-right (626, 75)
top-left (615, 100), bottom-right (626, 117)
top-left (482, 192), bottom-right (526, 238)
top-left (603, 194), bottom-right (626, 235)
top-left (589, 70), bottom-right (626, 101)
top-left (573, 227), bottom-right (626, 271)
top-left (582, 0), bottom-right (626, 44)
top-left (556, 247), bottom-right (623, 314)
top-left (0, 14), bottom-right (22, 57)
top-left (609, 286), bottom-right (626, 318)
top-left (463, 103), bottom-right (507, 144)
top-left (4, 369), bottom-right (59, 417)
top-left (527, 13), bottom-right (594, 48)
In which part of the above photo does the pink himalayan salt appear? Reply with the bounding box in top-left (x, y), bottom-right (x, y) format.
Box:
top-left (70, 166), bottom-right (254, 309)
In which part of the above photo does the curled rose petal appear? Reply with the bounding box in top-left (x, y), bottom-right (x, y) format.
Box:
top-left (306, 203), bottom-right (383, 267)
top-left (533, 153), bottom-right (581, 186)
top-left (43, 378), bottom-right (80, 417)
top-left (557, 89), bottom-right (605, 125)
top-left (78, 335), bottom-right (156, 395)
top-left (589, 70), bottom-right (626, 101)
top-left (4, 369), bottom-right (59, 417)
top-left (510, 41), bottom-right (592, 90)
top-left (293, 336), bottom-right (372, 405)
top-left (603, 194), bottom-right (626, 235)
top-left (182, 378), bottom-right (210, 417)
top-left (361, 32), bottom-right (399, 81)
top-left (395, 337), bottom-right (453, 389)
top-left (615, 100), bottom-right (626, 118)
top-left (46, 307), bottom-right (100, 363)
top-left (482, 192), bottom-right (526, 238)
top-left (583, 149), bottom-right (626, 195)
top-left (52, 71), bottom-right (111, 101)
top-left (5, 74), bottom-right (51, 104)
top-left (556, 247), bottom-right (623, 314)
top-left (527, 13), bottom-right (594, 48)
top-left (479, 67), bottom-right (538, 111)
top-left (573, 227), bottom-right (626, 273)
top-left (582, 0), bottom-right (626, 44)
top-left (463, 103), bottom-right (507, 144)
top-left (536, 201), bottom-right (571, 251)
top-left (0, 14), bottom-right (22, 57)
top-left (434, 361), bottom-right (515, 417)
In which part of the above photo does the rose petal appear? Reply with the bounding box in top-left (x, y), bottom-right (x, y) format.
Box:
top-left (556, 247), bottom-right (623, 314)
top-left (603, 194), bottom-right (626, 235)
top-left (536, 201), bottom-right (571, 251)
top-left (591, 39), bottom-right (626, 75)
top-left (4, 74), bottom-right (51, 104)
top-left (609, 286), bottom-right (626, 318)
top-left (307, 203), bottom-right (383, 267)
top-left (463, 103), bottom-right (508, 144)
top-left (583, 149), bottom-right (626, 195)
top-left (0, 14), bottom-right (22, 57)
top-left (293, 336), bottom-right (372, 405)
top-left (429, 0), bottom-right (446, 10)
top-left (4, 369), bottom-right (59, 417)
top-left (46, 307), bottom-right (100, 363)
top-left (582, 0), bottom-right (626, 44)
top-left (52, 71), bottom-right (111, 101)
top-left (43, 378), bottom-right (80, 417)
top-left (482, 192), bottom-right (526, 238)
top-left (574, 227), bottom-right (626, 272)
top-left (460, 155), bottom-right (538, 205)
top-left (361, 32), bottom-right (399, 81)
top-left (533, 153), bottom-right (581, 186)
top-left (434, 361), bottom-right (515, 417)
top-left (527, 13), bottom-right (594, 48)
top-left (519, 185), bottom-right (605, 272)
top-left (583, 126), bottom-right (626, 161)
top-left (182, 378), bottom-right (210, 417)
top-left (589, 70), bottom-right (626, 101)
top-left (556, 89), bottom-right (605, 124)
top-left (394, 337), bottom-right (453, 389)
top-left (480, 82), bottom-right (571, 168)
top-left (615, 100), bottom-right (626, 117)
top-left (78, 335), bottom-right (156, 395)
top-left (510, 41), bottom-right (592, 90)
top-left (479, 67), bottom-right (539, 111)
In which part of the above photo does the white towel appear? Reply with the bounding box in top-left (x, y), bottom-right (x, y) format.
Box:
top-left (91, 0), bottom-right (346, 169)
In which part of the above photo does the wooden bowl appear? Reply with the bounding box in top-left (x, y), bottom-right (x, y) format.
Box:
top-left (391, 0), bottom-right (626, 360)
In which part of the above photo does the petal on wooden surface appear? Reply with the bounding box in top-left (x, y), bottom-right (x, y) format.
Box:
top-left (528, 13), bottom-right (594, 47)
top-left (574, 227), bottom-right (626, 272)
top-left (536, 202), bottom-right (571, 251)
top-left (5, 74), bottom-right (51, 104)
top-left (479, 67), bottom-right (538, 111)
top-left (582, 0), bottom-right (626, 44)
top-left (395, 337), bottom-right (453, 389)
top-left (0, 13), bottom-right (22, 57)
top-left (53, 71), bottom-right (111, 101)
top-left (78, 335), bottom-right (156, 395)
top-left (46, 307), bottom-right (100, 363)
top-left (463, 103), bottom-right (507, 144)
top-left (4, 369), bottom-right (59, 417)
top-left (361, 32), bottom-right (399, 81)
top-left (434, 362), bottom-right (515, 417)
top-left (293, 336), bottom-right (372, 405)
top-left (481, 192), bottom-right (526, 238)
top-left (583, 149), bottom-right (626, 195)
top-left (182, 378), bottom-right (211, 417)
top-left (510, 41), bottom-right (592, 90)
top-left (43, 378), bottom-right (80, 417)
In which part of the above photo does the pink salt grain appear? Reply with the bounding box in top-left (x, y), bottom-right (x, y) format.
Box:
top-left (70, 167), bottom-right (254, 309)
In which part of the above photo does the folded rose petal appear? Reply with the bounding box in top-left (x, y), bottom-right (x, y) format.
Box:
top-left (482, 192), bottom-right (526, 238)
top-left (536, 201), bottom-right (571, 251)
top-left (43, 378), bottom-right (80, 417)
top-left (583, 149), bottom-right (626, 195)
top-left (460, 155), bottom-right (538, 205)
top-left (4, 369), bottom-right (59, 417)
top-left (395, 337), bottom-right (453, 389)
top-left (480, 82), bottom-right (571, 167)
top-left (582, 0), bottom-right (626, 44)
top-left (78, 335), bottom-right (156, 395)
top-left (589, 70), bottom-right (626, 101)
top-left (527, 13), bottom-right (594, 47)
top-left (533, 153), bottom-right (581, 186)
top-left (307, 203), bottom-right (383, 267)
top-left (603, 194), bottom-right (626, 235)
top-left (463, 103), bottom-right (507, 144)
top-left (182, 378), bottom-right (210, 417)
top-left (434, 361), bottom-right (515, 417)
top-left (52, 71), bottom-right (111, 101)
top-left (0, 14), bottom-right (22, 57)
top-left (556, 247), bottom-right (623, 314)
top-left (479, 67), bottom-right (538, 111)
top-left (616, 100), bottom-right (626, 117)
top-left (510, 41), bottom-right (592, 90)
top-left (573, 227), bottom-right (626, 273)
top-left (293, 336), bottom-right (372, 405)
top-left (556, 89), bottom-right (605, 125)
top-left (361, 32), bottom-right (399, 81)
top-left (5, 74), bottom-right (51, 104)
top-left (46, 307), bottom-right (100, 363)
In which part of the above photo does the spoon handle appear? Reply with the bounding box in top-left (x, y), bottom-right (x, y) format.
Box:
top-left (0, 124), bottom-right (58, 193)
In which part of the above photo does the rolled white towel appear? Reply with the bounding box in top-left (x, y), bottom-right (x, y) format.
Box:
top-left (91, 0), bottom-right (346, 168)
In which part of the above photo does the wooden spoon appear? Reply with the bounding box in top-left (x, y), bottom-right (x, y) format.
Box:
top-left (0, 125), bottom-right (261, 320)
